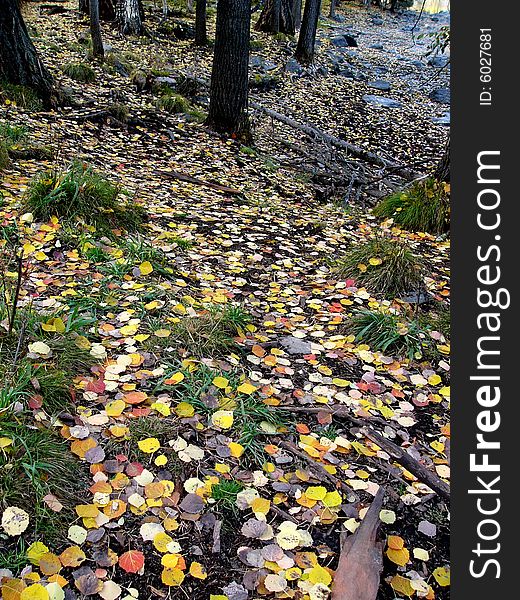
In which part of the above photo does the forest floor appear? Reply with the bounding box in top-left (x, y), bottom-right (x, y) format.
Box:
top-left (0, 2), bottom-right (450, 600)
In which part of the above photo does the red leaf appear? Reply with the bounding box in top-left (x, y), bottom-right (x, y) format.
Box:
top-left (119, 550), bottom-right (145, 573)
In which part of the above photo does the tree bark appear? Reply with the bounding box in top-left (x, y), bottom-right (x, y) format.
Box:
top-left (116, 0), bottom-right (145, 35)
top-left (255, 0), bottom-right (295, 35)
top-left (292, 0), bottom-right (302, 28)
top-left (433, 136), bottom-right (450, 182)
top-left (80, 0), bottom-right (116, 21)
top-left (195, 0), bottom-right (208, 45)
top-left (295, 0), bottom-right (321, 64)
top-left (329, 0), bottom-right (336, 19)
top-left (207, 0), bottom-right (251, 141)
top-left (0, 0), bottom-right (54, 106)
top-left (90, 0), bottom-right (105, 59)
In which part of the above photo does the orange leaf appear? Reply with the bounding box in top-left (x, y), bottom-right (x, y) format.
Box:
top-left (119, 550), bottom-right (145, 573)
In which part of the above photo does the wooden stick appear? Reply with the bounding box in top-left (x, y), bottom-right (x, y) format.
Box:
top-left (157, 169), bottom-right (243, 196)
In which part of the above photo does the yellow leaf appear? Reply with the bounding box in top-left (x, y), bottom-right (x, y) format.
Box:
top-left (175, 402), bottom-right (195, 417)
top-left (390, 575), bottom-right (415, 597)
top-left (229, 442), bottom-right (244, 457)
top-left (322, 491), bottom-right (342, 508)
top-left (27, 541), bottom-right (49, 565)
top-left (211, 410), bottom-right (234, 429)
top-left (251, 497), bottom-right (271, 515)
top-left (237, 382), bottom-right (257, 395)
top-left (138, 438), bottom-right (161, 454)
top-left (189, 561), bottom-right (208, 580)
top-left (161, 568), bottom-right (185, 587)
top-left (433, 566), bottom-right (450, 587)
top-left (307, 564), bottom-right (332, 586)
top-left (306, 486), bottom-right (328, 501)
top-left (153, 532), bottom-right (174, 553)
top-left (20, 584), bottom-right (49, 600)
top-left (105, 400), bottom-right (126, 417)
top-left (139, 261), bottom-right (153, 275)
top-left (212, 376), bottom-right (229, 389)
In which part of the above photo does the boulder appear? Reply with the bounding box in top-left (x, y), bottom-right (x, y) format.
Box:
top-left (363, 94), bottom-right (402, 109)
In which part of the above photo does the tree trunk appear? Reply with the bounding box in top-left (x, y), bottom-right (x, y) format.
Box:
top-left (80, 0), bottom-right (116, 21)
top-left (90, 0), bottom-right (105, 59)
top-left (433, 137), bottom-right (450, 182)
top-left (0, 0), bottom-right (54, 105)
top-left (329, 0), bottom-right (336, 19)
top-left (292, 0), bottom-right (302, 28)
top-left (255, 0), bottom-right (295, 35)
top-left (207, 0), bottom-right (251, 141)
top-left (195, 0), bottom-right (207, 45)
top-left (117, 0), bottom-right (145, 34)
top-left (162, 0), bottom-right (169, 16)
top-left (187, 0), bottom-right (194, 12)
top-left (295, 0), bottom-right (321, 64)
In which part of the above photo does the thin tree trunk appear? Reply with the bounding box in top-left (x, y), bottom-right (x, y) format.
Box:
top-left (292, 0), bottom-right (302, 28)
top-left (117, 0), bottom-right (144, 34)
top-left (207, 0), bottom-right (251, 141)
top-left (80, 0), bottom-right (116, 21)
top-left (195, 0), bottom-right (208, 45)
top-left (255, 0), bottom-right (295, 35)
top-left (162, 0), bottom-right (168, 16)
top-left (90, 0), bottom-right (105, 59)
top-left (187, 0), bottom-right (194, 12)
top-left (295, 0), bottom-right (321, 64)
top-left (0, 0), bottom-right (54, 106)
top-left (329, 0), bottom-right (336, 19)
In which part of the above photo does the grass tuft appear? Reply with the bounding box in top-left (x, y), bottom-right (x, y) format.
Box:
top-left (373, 178), bottom-right (450, 234)
top-left (0, 83), bottom-right (43, 110)
top-left (62, 62), bottom-right (96, 83)
top-left (171, 304), bottom-right (251, 356)
top-left (334, 237), bottom-right (424, 299)
top-left (156, 93), bottom-right (191, 114)
top-left (349, 309), bottom-right (424, 359)
top-left (22, 160), bottom-right (147, 235)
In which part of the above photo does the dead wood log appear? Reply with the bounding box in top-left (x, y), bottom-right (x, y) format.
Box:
top-left (279, 440), bottom-right (354, 496)
top-left (281, 405), bottom-right (450, 502)
top-left (157, 169), bottom-right (243, 196)
top-left (250, 101), bottom-right (422, 181)
top-left (331, 486), bottom-right (385, 600)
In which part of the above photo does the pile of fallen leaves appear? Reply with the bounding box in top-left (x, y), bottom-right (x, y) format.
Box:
top-left (1, 2), bottom-right (450, 600)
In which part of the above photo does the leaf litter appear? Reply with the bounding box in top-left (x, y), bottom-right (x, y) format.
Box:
top-left (1, 3), bottom-right (450, 600)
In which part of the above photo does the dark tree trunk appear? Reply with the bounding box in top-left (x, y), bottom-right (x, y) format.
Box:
top-left (295, 0), bottom-right (321, 64)
top-left (90, 0), bottom-right (105, 59)
top-left (0, 0), bottom-right (54, 105)
top-left (116, 0), bottom-right (145, 35)
top-left (80, 0), bottom-right (116, 21)
top-left (207, 0), bottom-right (251, 141)
top-left (433, 137), bottom-right (450, 182)
top-left (329, 0), bottom-right (336, 19)
top-left (292, 0), bottom-right (302, 28)
top-left (255, 0), bottom-right (295, 35)
top-left (195, 0), bottom-right (208, 45)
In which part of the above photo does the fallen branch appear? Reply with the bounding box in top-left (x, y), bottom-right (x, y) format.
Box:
top-left (279, 440), bottom-right (354, 496)
top-left (250, 102), bottom-right (422, 181)
top-left (282, 405), bottom-right (450, 502)
top-left (157, 169), bottom-right (243, 196)
top-left (331, 486), bottom-right (385, 600)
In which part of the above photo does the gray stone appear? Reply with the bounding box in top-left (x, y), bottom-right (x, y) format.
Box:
top-left (285, 58), bottom-right (303, 75)
top-left (428, 55), bottom-right (450, 68)
top-left (363, 94), bottom-right (402, 109)
top-left (429, 87), bottom-right (450, 104)
top-left (370, 43), bottom-right (384, 50)
top-left (432, 112), bottom-right (450, 126)
top-left (278, 336), bottom-right (313, 355)
top-left (368, 79), bottom-right (391, 91)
